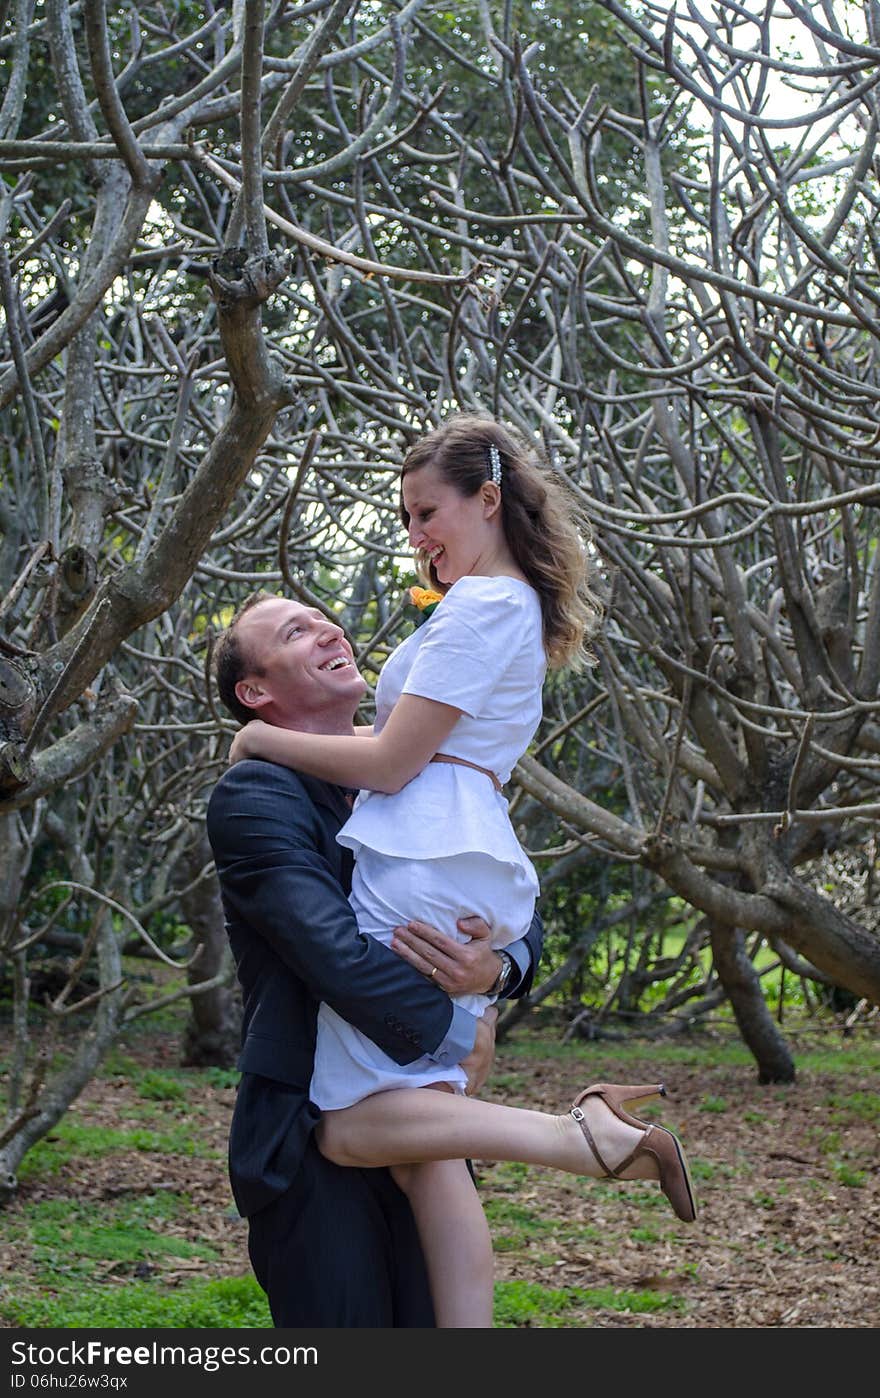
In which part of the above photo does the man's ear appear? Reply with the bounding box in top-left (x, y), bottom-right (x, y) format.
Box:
top-left (234, 677), bottom-right (273, 713)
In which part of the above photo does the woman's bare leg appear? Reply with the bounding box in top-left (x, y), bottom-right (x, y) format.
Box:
top-left (392, 1160), bottom-right (494, 1328)
top-left (317, 1090), bottom-right (658, 1180)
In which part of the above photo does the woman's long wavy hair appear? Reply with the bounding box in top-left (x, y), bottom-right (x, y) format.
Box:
top-left (399, 413), bottom-right (602, 669)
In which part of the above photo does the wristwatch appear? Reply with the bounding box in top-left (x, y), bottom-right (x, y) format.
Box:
top-left (489, 950), bottom-right (515, 998)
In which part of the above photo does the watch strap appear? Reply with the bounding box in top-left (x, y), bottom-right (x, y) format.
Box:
top-left (490, 949), bottom-right (513, 996)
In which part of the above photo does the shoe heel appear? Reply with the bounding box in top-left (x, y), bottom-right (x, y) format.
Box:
top-left (603, 1083), bottom-right (666, 1115)
top-left (574, 1082), bottom-right (666, 1126)
top-left (645, 1125), bottom-right (698, 1224)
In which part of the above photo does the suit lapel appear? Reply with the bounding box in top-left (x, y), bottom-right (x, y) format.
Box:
top-left (297, 774), bottom-right (355, 893)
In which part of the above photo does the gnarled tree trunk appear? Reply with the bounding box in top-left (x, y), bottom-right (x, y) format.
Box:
top-left (708, 922), bottom-right (795, 1084)
top-left (179, 834), bottom-right (240, 1068)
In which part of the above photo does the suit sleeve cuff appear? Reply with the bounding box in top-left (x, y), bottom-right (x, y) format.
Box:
top-left (503, 938), bottom-right (529, 995)
top-left (427, 1005), bottom-right (476, 1067)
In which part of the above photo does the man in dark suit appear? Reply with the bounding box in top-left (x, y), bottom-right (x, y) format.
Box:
top-left (207, 592), bottom-right (542, 1327)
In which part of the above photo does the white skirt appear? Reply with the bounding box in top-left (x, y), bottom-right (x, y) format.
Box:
top-left (310, 847), bottom-right (536, 1110)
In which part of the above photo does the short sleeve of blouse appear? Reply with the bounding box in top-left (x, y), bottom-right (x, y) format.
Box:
top-left (401, 576), bottom-right (538, 717)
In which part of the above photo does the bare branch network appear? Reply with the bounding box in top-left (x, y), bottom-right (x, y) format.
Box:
top-left (1, 0), bottom-right (880, 1186)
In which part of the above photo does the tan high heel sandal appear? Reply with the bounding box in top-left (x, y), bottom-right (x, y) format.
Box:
top-left (570, 1082), bottom-right (698, 1223)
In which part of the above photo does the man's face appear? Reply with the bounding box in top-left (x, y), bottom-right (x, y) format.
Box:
top-left (233, 598), bottom-right (366, 730)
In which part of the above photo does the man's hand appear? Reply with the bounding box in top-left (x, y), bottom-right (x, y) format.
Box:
top-left (390, 915), bottom-right (502, 996)
top-left (460, 1006), bottom-right (497, 1096)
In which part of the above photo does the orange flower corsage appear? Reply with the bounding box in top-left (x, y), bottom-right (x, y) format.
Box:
top-left (408, 585), bottom-right (443, 623)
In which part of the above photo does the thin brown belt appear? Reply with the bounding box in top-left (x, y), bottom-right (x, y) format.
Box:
top-left (430, 752), bottom-right (503, 793)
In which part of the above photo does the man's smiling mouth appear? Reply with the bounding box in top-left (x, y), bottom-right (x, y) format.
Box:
top-left (319, 656), bottom-right (351, 672)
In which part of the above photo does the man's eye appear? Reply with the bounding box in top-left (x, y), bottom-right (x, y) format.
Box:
top-left (286, 627), bottom-right (301, 639)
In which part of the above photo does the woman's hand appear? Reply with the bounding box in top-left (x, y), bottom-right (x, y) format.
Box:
top-left (228, 719), bottom-right (273, 765)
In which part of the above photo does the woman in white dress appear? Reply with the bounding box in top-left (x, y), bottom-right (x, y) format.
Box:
top-left (231, 414), bottom-right (696, 1327)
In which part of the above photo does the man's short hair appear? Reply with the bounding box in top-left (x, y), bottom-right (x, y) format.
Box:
top-left (213, 591), bottom-right (276, 726)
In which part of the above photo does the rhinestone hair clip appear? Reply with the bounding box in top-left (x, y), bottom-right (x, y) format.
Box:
top-left (487, 442), bottom-right (502, 487)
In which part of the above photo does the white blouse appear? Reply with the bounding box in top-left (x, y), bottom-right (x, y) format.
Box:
top-left (337, 574), bottom-right (546, 884)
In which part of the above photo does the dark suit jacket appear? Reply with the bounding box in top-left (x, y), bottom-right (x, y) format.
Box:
top-left (207, 757), bottom-right (542, 1217)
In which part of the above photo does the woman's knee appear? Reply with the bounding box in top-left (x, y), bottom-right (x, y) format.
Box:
top-left (315, 1112), bottom-right (360, 1167)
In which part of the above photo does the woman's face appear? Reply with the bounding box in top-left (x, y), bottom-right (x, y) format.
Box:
top-left (402, 464), bottom-right (495, 586)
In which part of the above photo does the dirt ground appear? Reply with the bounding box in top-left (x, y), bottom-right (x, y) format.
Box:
top-left (484, 1040), bottom-right (880, 1327)
top-left (4, 1020), bottom-right (879, 1329)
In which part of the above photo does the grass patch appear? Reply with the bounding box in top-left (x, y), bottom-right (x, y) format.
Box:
top-left (752, 1191), bottom-right (777, 1210)
top-left (698, 1096), bottom-right (730, 1113)
top-left (136, 1070), bottom-right (188, 1102)
top-left (202, 1067), bottom-right (240, 1091)
top-left (504, 1013), bottom-right (880, 1081)
top-left (493, 1279), bottom-right (684, 1327)
top-left (484, 1199), bottom-right (556, 1253)
top-left (823, 1090), bottom-right (880, 1123)
top-left (688, 1159), bottom-right (722, 1181)
top-left (487, 1072), bottom-right (530, 1094)
top-left (33, 1218), bottom-right (215, 1268)
top-left (480, 1161), bottom-right (531, 1191)
top-left (11, 1192), bottom-right (217, 1282)
top-left (793, 1042), bottom-right (880, 1075)
top-left (806, 1125), bottom-right (840, 1154)
top-left (17, 1118), bottom-right (220, 1182)
top-left (27, 1193), bottom-right (187, 1229)
top-left (833, 1162), bottom-right (866, 1188)
top-left (100, 1051), bottom-right (142, 1079)
top-left (630, 1225), bottom-right (662, 1243)
top-left (3, 1274), bottom-right (270, 1329)
top-left (504, 1032), bottom-right (758, 1071)
top-left (484, 1200), bottom-right (554, 1232)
